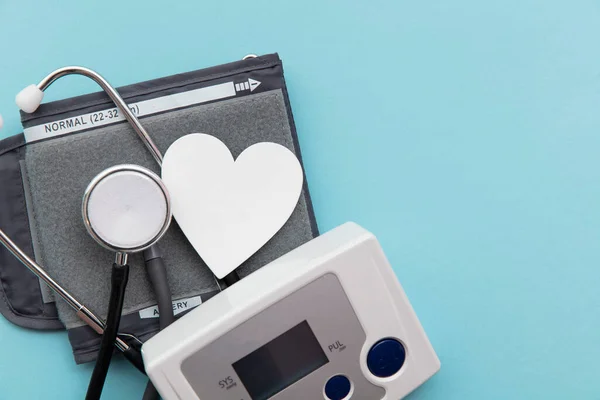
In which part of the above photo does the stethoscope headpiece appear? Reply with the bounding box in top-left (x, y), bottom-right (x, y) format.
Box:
top-left (82, 165), bottom-right (172, 255)
top-left (16, 84), bottom-right (45, 114)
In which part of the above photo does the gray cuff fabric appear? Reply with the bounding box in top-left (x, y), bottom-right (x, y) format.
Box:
top-left (0, 53), bottom-right (319, 364)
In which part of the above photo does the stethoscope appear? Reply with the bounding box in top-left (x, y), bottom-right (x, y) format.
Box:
top-left (0, 62), bottom-right (246, 399)
top-left (1, 67), bottom-right (165, 355)
top-left (0, 67), bottom-right (178, 400)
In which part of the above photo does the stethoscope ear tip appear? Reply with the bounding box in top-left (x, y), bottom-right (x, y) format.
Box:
top-left (16, 84), bottom-right (44, 114)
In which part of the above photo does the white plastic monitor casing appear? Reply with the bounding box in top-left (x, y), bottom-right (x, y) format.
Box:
top-left (142, 222), bottom-right (440, 400)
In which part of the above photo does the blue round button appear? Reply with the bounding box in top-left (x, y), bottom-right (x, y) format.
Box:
top-left (324, 375), bottom-right (352, 400)
top-left (367, 339), bottom-right (406, 378)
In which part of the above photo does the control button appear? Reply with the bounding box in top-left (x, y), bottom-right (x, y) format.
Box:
top-left (367, 339), bottom-right (406, 378)
top-left (324, 375), bottom-right (352, 400)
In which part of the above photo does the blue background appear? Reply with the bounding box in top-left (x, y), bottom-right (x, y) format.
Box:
top-left (1, 1), bottom-right (599, 399)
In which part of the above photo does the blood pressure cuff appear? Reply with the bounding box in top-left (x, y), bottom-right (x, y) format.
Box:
top-left (0, 53), bottom-right (318, 363)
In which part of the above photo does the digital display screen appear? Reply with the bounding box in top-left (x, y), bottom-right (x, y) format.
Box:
top-left (232, 321), bottom-right (329, 400)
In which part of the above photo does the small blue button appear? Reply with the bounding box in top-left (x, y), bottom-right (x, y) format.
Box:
top-left (324, 375), bottom-right (352, 400)
top-left (367, 339), bottom-right (406, 378)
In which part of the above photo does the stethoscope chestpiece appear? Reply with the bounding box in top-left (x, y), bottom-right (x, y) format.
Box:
top-left (82, 164), bottom-right (172, 258)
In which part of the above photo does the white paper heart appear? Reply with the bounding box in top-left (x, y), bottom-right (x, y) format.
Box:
top-left (161, 133), bottom-right (304, 279)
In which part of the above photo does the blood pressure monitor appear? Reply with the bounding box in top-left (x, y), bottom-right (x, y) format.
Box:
top-left (142, 223), bottom-right (440, 400)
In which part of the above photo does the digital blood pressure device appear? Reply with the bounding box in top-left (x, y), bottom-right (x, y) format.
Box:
top-left (142, 223), bottom-right (440, 400)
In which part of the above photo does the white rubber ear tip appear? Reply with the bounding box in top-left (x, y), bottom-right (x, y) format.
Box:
top-left (0, 114), bottom-right (4, 130)
top-left (16, 85), bottom-right (44, 113)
